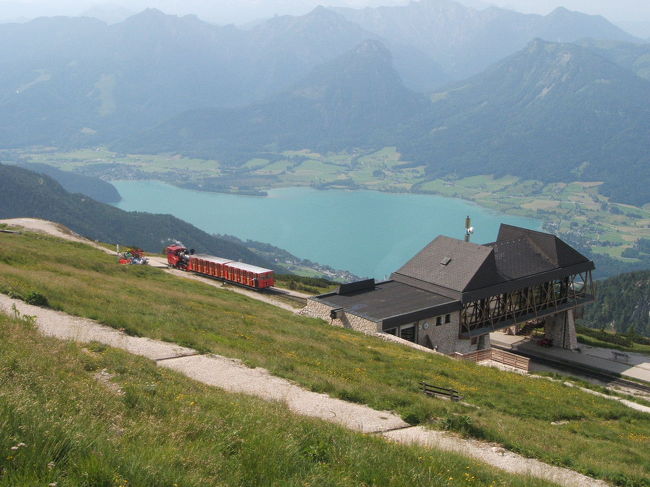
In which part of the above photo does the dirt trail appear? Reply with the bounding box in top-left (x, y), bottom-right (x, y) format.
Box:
top-left (0, 294), bottom-right (610, 487)
top-left (0, 218), bottom-right (116, 255)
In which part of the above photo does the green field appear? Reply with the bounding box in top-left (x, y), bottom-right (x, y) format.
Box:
top-left (1, 313), bottom-right (564, 487)
top-left (0, 230), bottom-right (649, 486)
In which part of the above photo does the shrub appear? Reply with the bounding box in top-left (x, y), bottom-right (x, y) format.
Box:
top-left (24, 291), bottom-right (49, 307)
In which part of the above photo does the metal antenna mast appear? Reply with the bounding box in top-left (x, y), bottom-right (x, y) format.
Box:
top-left (464, 215), bottom-right (474, 242)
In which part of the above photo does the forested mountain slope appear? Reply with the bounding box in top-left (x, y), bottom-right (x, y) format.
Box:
top-left (583, 270), bottom-right (650, 337)
top-left (115, 39), bottom-right (426, 159)
top-left (399, 39), bottom-right (650, 205)
top-left (0, 164), bottom-right (273, 268)
top-left (11, 162), bottom-right (121, 203)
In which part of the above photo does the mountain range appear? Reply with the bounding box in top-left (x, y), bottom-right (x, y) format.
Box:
top-left (400, 39), bottom-right (650, 205)
top-left (0, 0), bottom-right (640, 145)
top-left (334, 1), bottom-right (637, 78)
top-left (118, 40), bottom-right (425, 159)
top-left (118, 37), bottom-right (650, 206)
top-left (1, 1), bottom-right (649, 206)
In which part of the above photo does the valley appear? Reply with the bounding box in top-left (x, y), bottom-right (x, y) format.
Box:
top-left (12, 146), bottom-right (650, 278)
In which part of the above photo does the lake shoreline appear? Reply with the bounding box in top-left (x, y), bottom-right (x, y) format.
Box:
top-left (111, 181), bottom-right (541, 279)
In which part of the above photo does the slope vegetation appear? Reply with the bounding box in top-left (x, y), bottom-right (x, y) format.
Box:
top-left (401, 39), bottom-right (650, 205)
top-left (0, 313), bottom-right (559, 487)
top-left (582, 269), bottom-right (650, 338)
top-left (0, 229), bottom-right (648, 486)
top-left (118, 39), bottom-right (426, 160)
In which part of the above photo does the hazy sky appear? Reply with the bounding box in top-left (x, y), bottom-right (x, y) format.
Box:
top-left (0, 0), bottom-right (649, 26)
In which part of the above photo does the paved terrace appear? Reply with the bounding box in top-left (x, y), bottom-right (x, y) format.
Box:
top-left (491, 333), bottom-right (650, 383)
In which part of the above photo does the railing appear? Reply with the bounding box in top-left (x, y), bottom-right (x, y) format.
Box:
top-left (420, 381), bottom-right (463, 402)
top-left (453, 348), bottom-right (530, 372)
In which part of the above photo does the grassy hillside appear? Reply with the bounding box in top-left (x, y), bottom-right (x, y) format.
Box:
top-left (0, 229), bottom-right (649, 486)
top-left (0, 314), bottom-right (560, 487)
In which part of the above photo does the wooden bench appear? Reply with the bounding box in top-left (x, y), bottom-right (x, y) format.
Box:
top-left (420, 381), bottom-right (463, 402)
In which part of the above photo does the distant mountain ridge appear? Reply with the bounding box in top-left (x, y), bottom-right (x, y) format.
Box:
top-left (117, 39), bottom-right (426, 158)
top-left (119, 37), bottom-right (650, 206)
top-left (0, 1), bottom-right (640, 150)
top-left (399, 39), bottom-right (650, 205)
top-left (332, 0), bottom-right (638, 78)
top-left (0, 7), bottom-right (380, 147)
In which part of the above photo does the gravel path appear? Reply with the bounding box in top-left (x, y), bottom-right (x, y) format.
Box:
top-left (160, 354), bottom-right (406, 433)
top-left (0, 218), bottom-right (115, 255)
top-left (384, 427), bottom-right (609, 487)
top-left (0, 294), bottom-right (612, 486)
top-left (0, 295), bottom-right (194, 361)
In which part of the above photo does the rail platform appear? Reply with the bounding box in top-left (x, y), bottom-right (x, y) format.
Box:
top-left (490, 332), bottom-right (650, 384)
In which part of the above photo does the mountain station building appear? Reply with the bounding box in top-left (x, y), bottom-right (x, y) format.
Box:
top-left (304, 224), bottom-right (594, 355)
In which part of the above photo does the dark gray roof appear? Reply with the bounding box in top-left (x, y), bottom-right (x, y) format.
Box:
top-left (392, 236), bottom-right (495, 298)
top-left (494, 224), bottom-right (591, 270)
top-left (312, 225), bottom-right (594, 327)
top-left (313, 280), bottom-right (459, 328)
top-left (392, 224), bottom-right (594, 302)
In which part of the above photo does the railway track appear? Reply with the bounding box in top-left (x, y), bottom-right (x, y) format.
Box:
top-left (265, 287), bottom-right (310, 306)
top-left (492, 344), bottom-right (650, 393)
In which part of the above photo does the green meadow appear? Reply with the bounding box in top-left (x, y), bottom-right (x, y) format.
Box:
top-left (1, 312), bottom-right (561, 487)
top-left (0, 230), bottom-right (648, 486)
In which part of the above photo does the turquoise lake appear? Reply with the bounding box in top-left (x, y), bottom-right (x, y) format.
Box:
top-left (112, 181), bottom-right (540, 279)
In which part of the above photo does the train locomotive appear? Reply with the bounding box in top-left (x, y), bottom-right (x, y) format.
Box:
top-left (165, 245), bottom-right (275, 289)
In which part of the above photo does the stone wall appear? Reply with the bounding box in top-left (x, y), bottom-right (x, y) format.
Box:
top-left (303, 300), bottom-right (489, 355)
top-left (544, 309), bottom-right (578, 350)
top-left (415, 312), bottom-right (486, 355)
top-left (302, 299), bottom-right (380, 334)
top-left (302, 299), bottom-right (335, 320)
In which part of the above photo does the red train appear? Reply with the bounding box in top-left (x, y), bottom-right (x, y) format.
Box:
top-left (165, 245), bottom-right (276, 289)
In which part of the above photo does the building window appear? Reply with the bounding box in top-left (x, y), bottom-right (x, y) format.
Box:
top-left (385, 328), bottom-right (397, 336)
top-left (436, 316), bottom-right (442, 326)
top-left (470, 337), bottom-right (478, 345)
top-left (445, 314), bottom-right (451, 324)
top-left (400, 325), bottom-right (416, 343)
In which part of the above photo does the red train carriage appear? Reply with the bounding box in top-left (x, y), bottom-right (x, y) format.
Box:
top-left (189, 254), bottom-right (232, 279)
top-left (165, 245), bottom-right (275, 289)
top-left (224, 262), bottom-right (276, 289)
